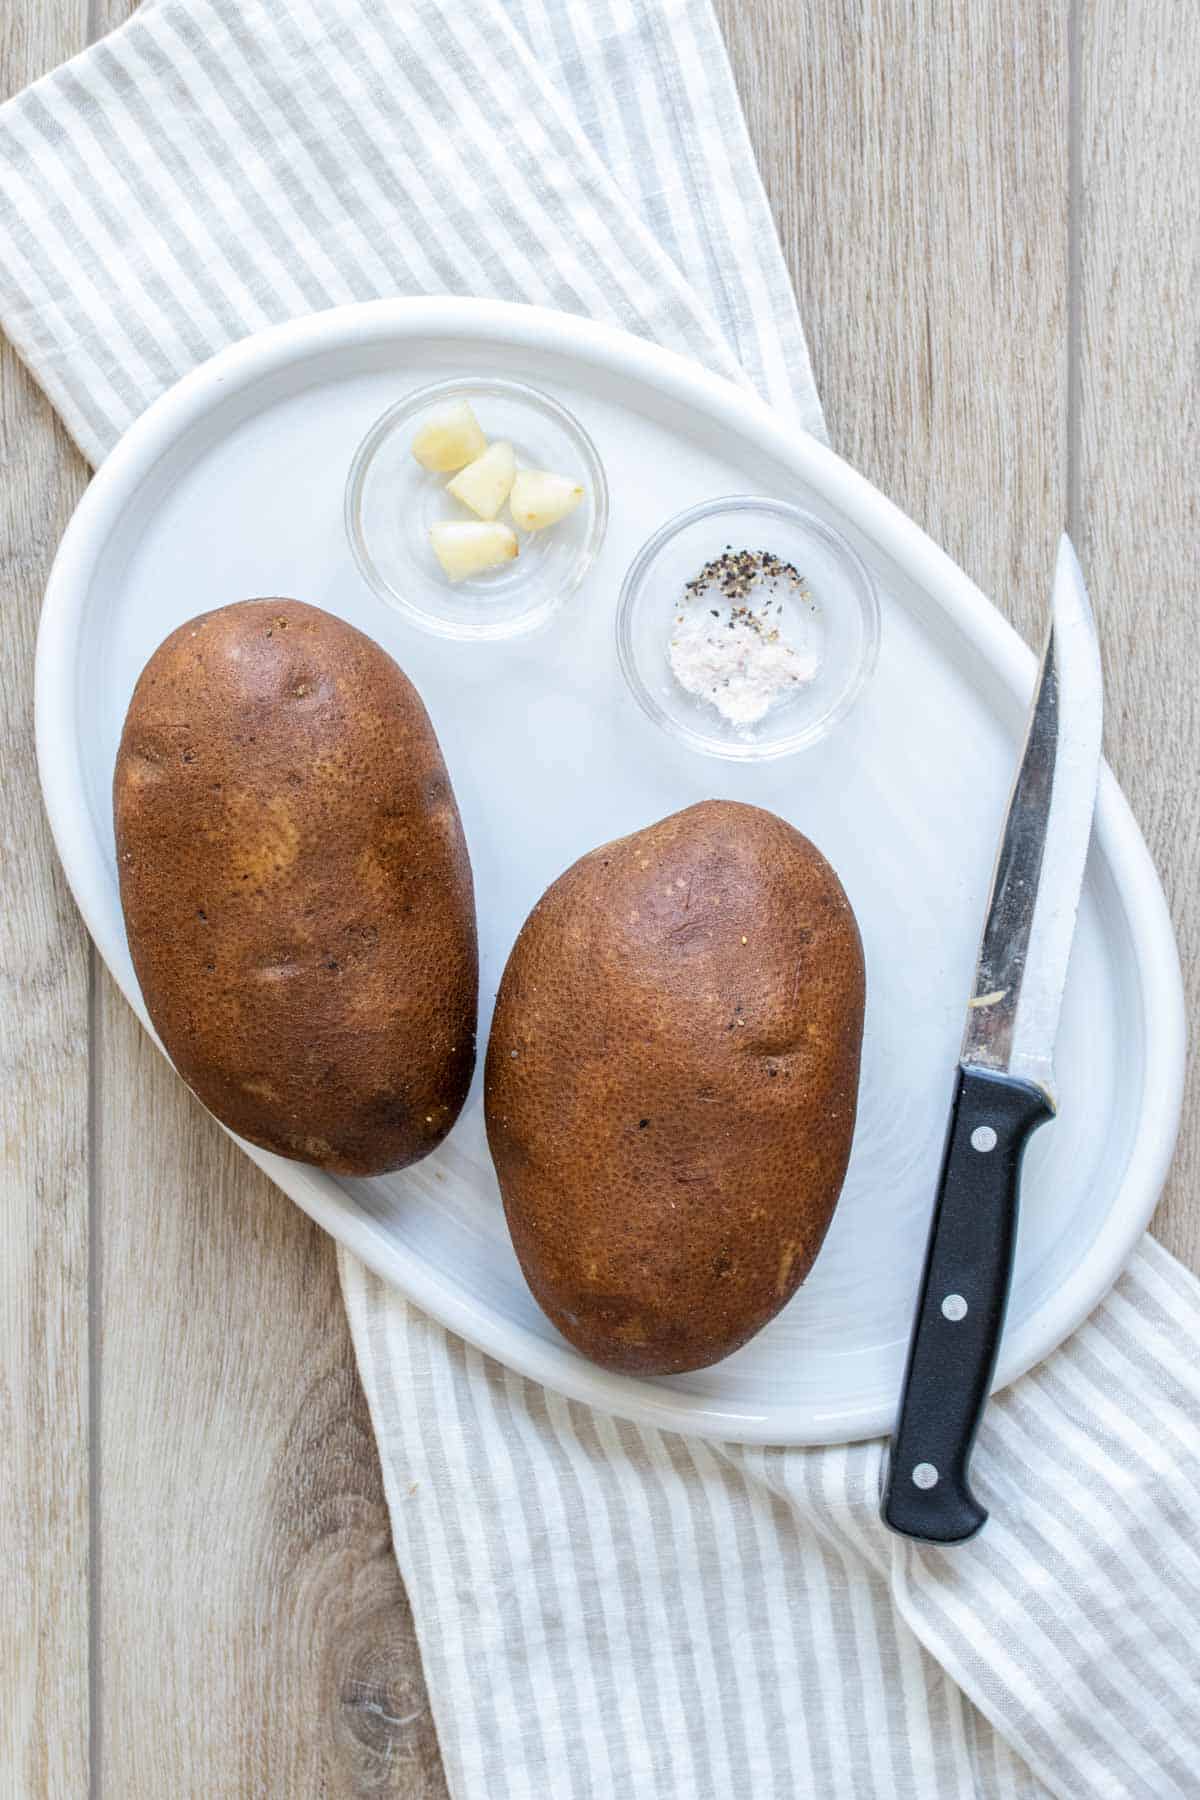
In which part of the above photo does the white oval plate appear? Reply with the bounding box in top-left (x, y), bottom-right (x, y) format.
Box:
top-left (36, 299), bottom-right (1185, 1444)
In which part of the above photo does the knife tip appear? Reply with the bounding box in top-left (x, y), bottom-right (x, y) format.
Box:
top-left (1053, 532), bottom-right (1097, 638)
top-left (1056, 529), bottom-right (1082, 585)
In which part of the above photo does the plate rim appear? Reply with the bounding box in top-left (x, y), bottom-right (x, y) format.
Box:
top-left (35, 296), bottom-right (1187, 1444)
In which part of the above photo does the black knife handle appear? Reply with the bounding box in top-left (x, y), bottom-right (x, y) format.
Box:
top-left (882, 1065), bottom-right (1053, 1544)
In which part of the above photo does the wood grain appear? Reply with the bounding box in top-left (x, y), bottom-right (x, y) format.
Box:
top-left (0, 4), bottom-right (91, 1795)
top-left (715, 0), bottom-right (1071, 643)
top-left (94, 979), bottom-right (445, 1796)
top-left (1077, 0), bottom-right (1200, 1269)
top-left (2, 0), bottom-right (1198, 1794)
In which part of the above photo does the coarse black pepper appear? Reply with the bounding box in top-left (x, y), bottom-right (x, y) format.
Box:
top-left (682, 546), bottom-right (808, 616)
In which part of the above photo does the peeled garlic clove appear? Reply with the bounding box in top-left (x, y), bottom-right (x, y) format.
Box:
top-left (509, 469), bottom-right (586, 531)
top-left (446, 441), bottom-right (516, 520)
top-left (430, 520), bottom-right (518, 582)
top-left (411, 399), bottom-right (488, 473)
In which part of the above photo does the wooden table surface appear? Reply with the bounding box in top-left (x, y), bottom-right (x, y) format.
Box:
top-left (2, 1), bottom-right (1195, 1793)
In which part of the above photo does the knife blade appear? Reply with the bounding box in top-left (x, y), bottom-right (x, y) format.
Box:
top-left (882, 534), bottom-right (1103, 1544)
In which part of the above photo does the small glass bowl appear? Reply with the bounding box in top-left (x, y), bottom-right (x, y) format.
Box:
top-left (345, 376), bottom-right (608, 642)
top-left (616, 496), bottom-right (880, 761)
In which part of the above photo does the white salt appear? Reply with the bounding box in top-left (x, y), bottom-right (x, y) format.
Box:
top-left (668, 570), bottom-right (819, 728)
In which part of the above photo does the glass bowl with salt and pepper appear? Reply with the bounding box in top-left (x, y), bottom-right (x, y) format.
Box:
top-left (617, 496), bottom-right (879, 761)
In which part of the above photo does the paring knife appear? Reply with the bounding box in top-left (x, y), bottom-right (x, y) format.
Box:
top-left (882, 534), bottom-right (1103, 1545)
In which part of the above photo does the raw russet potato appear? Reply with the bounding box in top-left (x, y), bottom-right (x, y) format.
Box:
top-left (485, 799), bottom-right (864, 1374)
top-left (114, 598), bottom-right (478, 1176)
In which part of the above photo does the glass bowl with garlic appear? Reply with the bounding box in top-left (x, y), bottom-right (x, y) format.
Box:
top-left (346, 377), bottom-right (608, 641)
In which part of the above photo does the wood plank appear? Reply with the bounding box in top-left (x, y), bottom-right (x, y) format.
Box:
top-left (77, 3), bottom-right (442, 1793)
top-left (716, 0), bottom-right (1071, 646)
top-left (0, 9), bottom-right (91, 1798)
top-left (1076, 0), bottom-right (1199, 1272)
top-left (94, 979), bottom-right (446, 1796)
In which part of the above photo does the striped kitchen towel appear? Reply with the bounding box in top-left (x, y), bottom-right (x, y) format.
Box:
top-left (2, 3), bottom-right (1197, 1796)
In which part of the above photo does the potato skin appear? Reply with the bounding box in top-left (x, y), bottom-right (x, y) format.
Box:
top-left (114, 598), bottom-right (477, 1176)
top-left (485, 800), bottom-right (864, 1374)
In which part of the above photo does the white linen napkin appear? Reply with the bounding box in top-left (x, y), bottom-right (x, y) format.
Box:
top-left (4, 4), bottom-right (1198, 1796)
